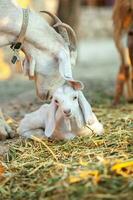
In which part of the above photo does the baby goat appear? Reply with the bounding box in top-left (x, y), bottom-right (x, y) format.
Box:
top-left (19, 84), bottom-right (104, 140)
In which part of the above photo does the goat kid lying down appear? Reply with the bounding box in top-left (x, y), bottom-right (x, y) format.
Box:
top-left (19, 84), bottom-right (104, 140)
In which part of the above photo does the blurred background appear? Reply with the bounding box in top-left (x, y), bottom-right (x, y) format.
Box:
top-left (0, 0), bottom-right (119, 109)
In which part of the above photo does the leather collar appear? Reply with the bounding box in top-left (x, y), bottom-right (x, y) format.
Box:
top-left (10, 8), bottom-right (29, 64)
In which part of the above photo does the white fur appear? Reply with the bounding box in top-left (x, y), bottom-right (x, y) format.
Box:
top-left (0, 0), bottom-right (79, 140)
top-left (0, 0), bottom-right (77, 100)
top-left (19, 84), bottom-right (104, 140)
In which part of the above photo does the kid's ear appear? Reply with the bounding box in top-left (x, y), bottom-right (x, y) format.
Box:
top-left (78, 91), bottom-right (93, 124)
top-left (68, 80), bottom-right (84, 90)
top-left (45, 99), bottom-right (57, 137)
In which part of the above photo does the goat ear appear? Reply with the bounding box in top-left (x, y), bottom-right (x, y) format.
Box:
top-left (45, 100), bottom-right (57, 137)
top-left (59, 50), bottom-right (73, 79)
top-left (78, 91), bottom-right (93, 124)
top-left (68, 80), bottom-right (84, 90)
top-left (58, 49), bottom-right (84, 90)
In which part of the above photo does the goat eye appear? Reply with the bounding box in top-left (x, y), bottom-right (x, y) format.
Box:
top-left (55, 99), bottom-right (59, 104)
top-left (73, 96), bottom-right (77, 100)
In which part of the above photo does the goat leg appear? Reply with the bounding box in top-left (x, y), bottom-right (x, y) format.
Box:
top-left (113, 65), bottom-right (126, 105)
top-left (113, 27), bottom-right (133, 104)
top-left (0, 109), bottom-right (13, 140)
top-left (127, 29), bottom-right (133, 102)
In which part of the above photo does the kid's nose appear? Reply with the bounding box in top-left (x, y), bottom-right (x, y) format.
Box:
top-left (63, 109), bottom-right (71, 115)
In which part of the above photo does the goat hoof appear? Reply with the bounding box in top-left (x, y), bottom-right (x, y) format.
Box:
top-left (0, 119), bottom-right (13, 140)
top-left (127, 99), bottom-right (133, 103)
top-left (112, 100), bottom-right (120, 107)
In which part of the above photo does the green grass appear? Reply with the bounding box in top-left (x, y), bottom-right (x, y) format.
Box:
top-left (0, 102), bottom-right (133, 200)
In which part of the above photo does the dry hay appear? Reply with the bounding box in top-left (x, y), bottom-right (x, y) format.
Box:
top-left (0, 102), bottom-right (133, 200)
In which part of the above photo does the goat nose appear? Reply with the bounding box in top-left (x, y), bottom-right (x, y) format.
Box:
top-left (63, 109), bottom-right (71, 115)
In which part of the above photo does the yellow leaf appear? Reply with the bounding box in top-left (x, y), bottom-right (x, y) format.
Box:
top-left (112, 160), bottom-right (133, 177)
top-left (79, 159), bottom-right (88, 166)
top-left (112, 160), bottom-right (133, 171)
top-left (6, 118), bottom-right (16, 124)
top-left (69, 170), bottom-right (100, 184)
top-left (69, 176), bottom-right (81, 184)
top-left (0, 164), bottom-right (5, 176)
top-left (17, 0), bottom-right (31, 8)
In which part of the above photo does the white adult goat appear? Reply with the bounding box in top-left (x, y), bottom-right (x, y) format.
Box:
top-left (19, 84), bottom-right (104, 140)
top-left (0, 0), bottom-right (78, 99)
top-left (0, 0), bottom-right (79, 140)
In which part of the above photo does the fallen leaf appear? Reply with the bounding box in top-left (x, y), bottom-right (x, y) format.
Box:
top-left (0, 164), bottom-right (5, 176)
top-left (112, 160), bottom-right (133, 177)
top-left (69, 170), bottom-right (100, 184)
top-left (79, 159), bottom-right (88, 166)
top-left (6, 118), bottom-right (16, 125)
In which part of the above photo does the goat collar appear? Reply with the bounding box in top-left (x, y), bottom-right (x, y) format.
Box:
top-left (10, 8), bottom-right (29, 64)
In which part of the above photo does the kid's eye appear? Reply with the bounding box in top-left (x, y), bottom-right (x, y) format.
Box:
top-left (73, 96), bottom-right (77, 100)
top-left (55, 99), bottom-right (59, 104)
